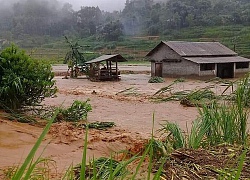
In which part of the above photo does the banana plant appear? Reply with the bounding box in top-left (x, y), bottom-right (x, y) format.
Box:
top-left (64, 36), bottom-right (87, 78)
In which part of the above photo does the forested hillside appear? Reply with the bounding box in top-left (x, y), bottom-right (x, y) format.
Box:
top-left (1, 0), bottom-right (250, 38)
top-left (0, 0), bottom-right (250, 57)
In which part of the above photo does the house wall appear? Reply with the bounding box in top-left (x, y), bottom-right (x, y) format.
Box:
top-left (149, 45), bottom-right (202, 76)
top-left (162, 59), bottom-right (199, 76)
top-left (199, 70), bottom-right (216, 76)
top-left (151, 62), bottom-right (155, 76)
top-left (235, 68), bottom-right (250, 78)
top-left (149, 45), bottom-right (183, 76)
top-left (149, 45), bottom-right (181, 62)
top-left (235, 68), bottom-right (250, 74)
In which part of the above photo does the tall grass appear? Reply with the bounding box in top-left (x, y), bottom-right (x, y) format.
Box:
top-left (80, 123), bottom-right (88, 180)
top-left (160, 122), bottom-right (185, 149)
top-left (201, 74), bottom-right (250, 146)
top-left (188, 117), bottom-right (212, 149)
top-left (161, 74), bottom-right (250, 149)
top-left (198, 102), bottom-right (248, 146)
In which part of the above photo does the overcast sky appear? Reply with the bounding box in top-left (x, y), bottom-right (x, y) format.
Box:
top-left (62, 0), bottom-right (126, 12)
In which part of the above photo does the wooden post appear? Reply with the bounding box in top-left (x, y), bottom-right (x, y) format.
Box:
top-left (116, 61), bottom-right (118, 80)
top-left (109, 60), bottom-right (112, 78)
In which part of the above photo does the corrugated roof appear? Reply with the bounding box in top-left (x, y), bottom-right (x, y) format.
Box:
top-left (85, 54), bottom-right (127, 64)
top-left (185, 56), bottom-right (250, 64)
top-left (163, 41), bottom-right (237, 57)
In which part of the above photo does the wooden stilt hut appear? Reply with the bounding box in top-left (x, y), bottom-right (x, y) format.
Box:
top-left (85, 54), bottom-right (127, 81)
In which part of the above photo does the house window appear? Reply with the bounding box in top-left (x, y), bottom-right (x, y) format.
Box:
top-left (200, 63), bottom-right (215, 71)
top-left (236, 62), bottom-right (249, 69)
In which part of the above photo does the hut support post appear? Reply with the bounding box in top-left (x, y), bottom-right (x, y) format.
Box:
top-left (109, 60), bottom-right (112, 77)
top-left (116, 61), bottom-right (118, 80)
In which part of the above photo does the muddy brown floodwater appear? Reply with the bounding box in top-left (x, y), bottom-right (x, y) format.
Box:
top-left (1, 64), bottom-right (245, 178)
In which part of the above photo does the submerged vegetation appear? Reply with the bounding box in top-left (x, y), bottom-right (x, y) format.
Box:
top-left (152, 80), bottom-right (218, 107)
top-left (148, 76), bottom-right (165, 83)
top-left (55, 100), bottom-right (92, 122)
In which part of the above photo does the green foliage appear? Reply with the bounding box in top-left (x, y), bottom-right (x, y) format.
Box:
top-left (0, 45), bottom-right (56, 110)
top-left (161, 96), bottom-right (248, 150)
top-left (101, 20), bottom-right (124, 41)
top-left (64, 36), bottom-right (88, 78)
top-left (159, 75), bottom-right (250, 150)
top-left (153, 82), bottom-right (217, 107)
top-left (197, 102), bottom-right (248, 146)
top-left (81, 121), bottom-right (88, 180)
top-left (84, 121), bottom-right (115, 130)
top-left (74, 157), bottom-right (128, 179)
top-left (92, 45), bottom-right (104, 51)
top-left (160, 92), bottom-right (248, 150)
top-left (173, 78), bottom-right (185, 83)
top-left (107, 43), bottom-right (116, 50)
top-left (56, 100), bottom-right (92, 122)
top-left (146, 139), bottom-right (168, 160)
top-left (181, 89), bottom-right (217, 106)
top-left (188, 117), bottom-right (212, 149)
top-left (233, 73), bottom-right (250, 107)
top-left (160, 122), bottom-right (185, 149)
top-left (148, 76), bottom-right (165, 83)
top-left (5, 112), bottom-right (37, 124)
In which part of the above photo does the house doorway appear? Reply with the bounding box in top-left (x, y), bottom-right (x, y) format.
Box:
top-left (217, 63), bottom-right (234, 78)
top-left (155, 62), bottom-right (163, 77)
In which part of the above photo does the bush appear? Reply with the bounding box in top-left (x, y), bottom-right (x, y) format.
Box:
top-left (148, 76), bottom-right (165, 83)
top-left (0, 44), bottom-right (56, 110)
top-left (56, 100), bottom-right (92, 122)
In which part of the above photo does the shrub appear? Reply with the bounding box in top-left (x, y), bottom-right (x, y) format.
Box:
top-left (56, 100), bottom-right (92, 122)
top-left (0, 44), bottom-right (56, 110)
top-left (148, 76), bottom-right (165, 83)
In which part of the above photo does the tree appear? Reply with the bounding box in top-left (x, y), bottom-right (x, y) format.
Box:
top-left (76, 6), bottom-right (102, 36)
top-left (101, 20), bottom-right (123, 41)
top-left (0, 45), bottom-right (56, 110)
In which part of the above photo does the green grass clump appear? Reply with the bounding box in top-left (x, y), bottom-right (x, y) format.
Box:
top-left (82, 121), bottom-right (115, 130)
top-left (74, 157), bottom-right (128, 179)
top-left (148, 76), bottom-right (165, 83)
top-left (159, 75), bottom-right (249, 150)
top-left (55, 100), bottom-right (92, 122)
top-left (160, 96), bottom-right (248, 149)
top-left (233, 73), bottom-right (250, 108)
top-left (160, 122), bottom-right (185, 149)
